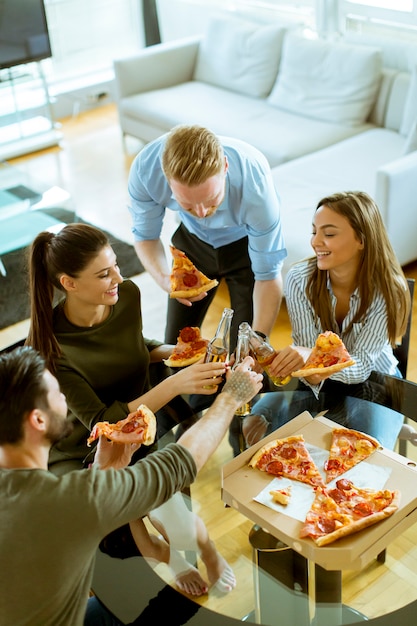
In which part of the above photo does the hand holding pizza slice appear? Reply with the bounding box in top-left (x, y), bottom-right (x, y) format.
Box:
top-left (169, 246), bottom-right (218, 299)
top-left (163, 326), bottom-right (209, 367)
top-left (87, 405), bottom-right (157, 447)
top-left (291, 331), bottom-right (355, 378)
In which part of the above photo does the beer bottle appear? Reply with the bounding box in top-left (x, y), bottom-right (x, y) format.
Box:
top-left (204, 307), bottom-right (234, 365)
top-left (248, 328), bottom-right (291, 387)
top-left (232, 321), bottom-right (252, 416)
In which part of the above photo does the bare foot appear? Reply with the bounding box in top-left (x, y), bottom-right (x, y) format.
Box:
top-left (175, 566), bottom-right (209, 596)
top-left (200, 540), bottom-right (236, 594)
top-left (168, 548), bottom-right (208, 596)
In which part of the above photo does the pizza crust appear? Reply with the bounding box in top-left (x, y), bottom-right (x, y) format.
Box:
top-left (163, 351), bottom-right (206, 367)
top-left (291, 358), bottom-right (355, 378)
top-left (314, 490), bottom-right (400, 546)
top-left (170, 278), bottom-right (219, 299)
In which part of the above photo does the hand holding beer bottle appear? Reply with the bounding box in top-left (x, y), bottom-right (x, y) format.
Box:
top-left (247, 328), bottom-right (292, 387)
top-left (203, 307), bottom-right (233, 388)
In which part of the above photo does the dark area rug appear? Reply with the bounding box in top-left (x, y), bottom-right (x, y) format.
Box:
top-left (0, 208), bottom-right (144, 330)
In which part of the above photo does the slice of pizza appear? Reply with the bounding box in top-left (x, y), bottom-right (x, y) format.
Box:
top-left (324, 427), bottom-right (382, 483)
top-left (291, 331), bottom-right (355, 377)
top-left (270, 486), bottom-right (292, 506)
top-left (169, 246), bottom-right (218, 299)
top-left (163, 326), bottom-right (209, 367)
top-left (87, 405), bottom-right (156, 447)
top-left (249, 434), bottom-right (325, 488)
top-left (300, 479), bottom-right (399, 546)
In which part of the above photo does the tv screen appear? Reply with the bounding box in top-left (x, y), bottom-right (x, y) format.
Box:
top-left (0, 0), bottom-right (52, 70)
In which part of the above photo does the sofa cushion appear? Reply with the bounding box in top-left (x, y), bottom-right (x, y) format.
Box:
top-left (267, 34), bottom-right (382, 126)
top-left (400, 65), bottom-right (417, 137)
top-left (120, 81), bottom-right (371, 168)
top-left (193, 16), bottom-right (286, 98)
top-left (273, 128), bottom-right (406, 276)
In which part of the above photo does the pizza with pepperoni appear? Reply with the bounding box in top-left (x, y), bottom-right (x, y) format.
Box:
top-left (291, 331), bottom-right (355, 377)
top-left (163, 326), bottom-right (209, 367)
top-left (169, 246), bottom-right (218, 299)
top-left (87, 405), bottom-right (156, 447)
top-left (249, 434), bottom-right (325, 488)
top-left (300, 478), bottom-right (399, 546)
top-left (325, 428), bottom-right (381, 483)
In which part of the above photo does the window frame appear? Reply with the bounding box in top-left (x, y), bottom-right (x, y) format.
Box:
top-left (339, 0), bottom-right (417, 29)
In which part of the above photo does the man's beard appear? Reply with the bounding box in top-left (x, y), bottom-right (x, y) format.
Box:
top-left (45, 411), bottom-right (74, 446)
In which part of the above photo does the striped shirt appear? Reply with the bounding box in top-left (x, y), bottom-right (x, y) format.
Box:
top-left (285, 260), bottom-right (398, 391)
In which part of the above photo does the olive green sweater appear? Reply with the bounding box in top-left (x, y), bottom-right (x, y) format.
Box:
top-left (0, 443), bottom-right (196, 625)
top-left (49, 280), bottom-right (162, 473)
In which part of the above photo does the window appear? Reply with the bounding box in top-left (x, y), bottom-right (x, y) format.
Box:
top-left (43, 0), bottom-right (145, 85)
top-left (346, 0), bottom-right (412, 10)
top-left (340, 0), bottom-right (417, 29)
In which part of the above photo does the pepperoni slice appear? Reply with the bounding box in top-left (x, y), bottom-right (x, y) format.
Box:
top-left (317, 516), bottom-right (336, 534)
top-left (280, 445), bottom-right (297, 460)
top-left (180, 326), bottom-right (198, 342)
top-left (336, 479), bottom-right (353, 491)
top-left (352, 501), bottom-right (373, 517)
top-left (265, 460), bottom-right (284, 475)
top-left (328, 488), bottom-right (348, 504)
top-left (325, 458), bottom-right (342, 471)
top-left (182, 272), bottom-right (198, 287)
top-left (121, 420), bottom-right (141, 433)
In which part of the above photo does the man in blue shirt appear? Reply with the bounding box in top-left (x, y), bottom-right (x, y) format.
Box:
top-left (128, 125), bottom-right (287, 350)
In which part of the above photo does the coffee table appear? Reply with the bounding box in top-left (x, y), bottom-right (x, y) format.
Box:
top-left (91, 376), bottom-right (417, 626)
top-left (0, 161), bottom-right (71, 275)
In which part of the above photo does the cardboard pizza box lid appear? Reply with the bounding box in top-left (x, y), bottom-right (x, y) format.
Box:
top-left (222, 411), bottom-right (417, 571)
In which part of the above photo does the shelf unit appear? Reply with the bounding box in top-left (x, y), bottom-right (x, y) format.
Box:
top-left (0, 61), bottom-right (62, 160)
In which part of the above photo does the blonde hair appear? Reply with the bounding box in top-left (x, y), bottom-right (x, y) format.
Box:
top-left (306, 191), bottom-right (411, 345)
top-left (162, 125), bottom-right (224, 185)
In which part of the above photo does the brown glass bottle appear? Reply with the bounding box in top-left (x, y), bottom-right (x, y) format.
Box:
top-left (248, 328), bottom-right (291, 386)
top-left (203, 307), bottom-right (234, 388)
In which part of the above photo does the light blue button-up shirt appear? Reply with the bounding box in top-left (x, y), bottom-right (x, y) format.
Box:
top-left (127, 134), bottom-right (287, 281)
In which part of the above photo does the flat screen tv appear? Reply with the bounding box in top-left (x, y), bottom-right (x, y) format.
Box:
top-left (0, 0), bottom-right (52, 70)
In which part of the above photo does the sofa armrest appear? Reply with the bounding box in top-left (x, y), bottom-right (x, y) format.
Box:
top-left (113, 36), bottom-right (201, 100)
top-left (376, 151), bottom-right (417, 266)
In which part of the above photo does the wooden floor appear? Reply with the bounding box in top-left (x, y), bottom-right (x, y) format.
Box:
top-left (4, 104), bottom-right (417, 621)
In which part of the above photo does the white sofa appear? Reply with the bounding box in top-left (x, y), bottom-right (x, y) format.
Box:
top-left (113, 17), bottom-right (417, 273)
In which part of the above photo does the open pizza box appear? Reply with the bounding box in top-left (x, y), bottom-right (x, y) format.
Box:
top-left (222, 411), bottom-right (417, 571)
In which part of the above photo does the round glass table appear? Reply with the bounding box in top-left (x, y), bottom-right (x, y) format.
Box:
top-left (91, 374), bottom-right (417, 626)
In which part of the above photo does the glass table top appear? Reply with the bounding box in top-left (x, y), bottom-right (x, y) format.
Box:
top-left (92, 375), bottom-right (417, 626)
top-left (0, 160), bottom-right (71, 219)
